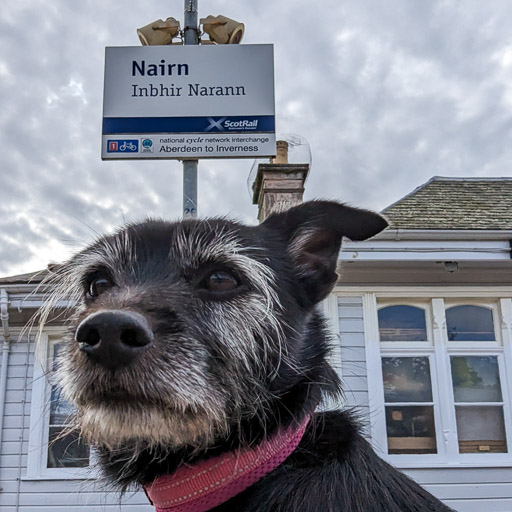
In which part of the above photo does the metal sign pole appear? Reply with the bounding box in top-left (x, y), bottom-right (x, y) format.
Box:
top-left (183, 0), bottom-right (199, 217)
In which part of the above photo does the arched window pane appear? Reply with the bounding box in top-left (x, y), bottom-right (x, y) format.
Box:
top-left (446, 306), bottom-right (495, 341)
top-left (378, 305), bottom-right (427, 342)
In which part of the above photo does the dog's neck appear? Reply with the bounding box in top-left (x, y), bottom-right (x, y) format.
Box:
top-left (143, 416), bottom-right (309, 512)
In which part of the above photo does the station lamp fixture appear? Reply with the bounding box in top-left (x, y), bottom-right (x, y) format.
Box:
top-left (136, 15), bottom-right (244, 46)
top-left (200, 15), bottom-right (244, 45)
top-left (137, 17), bottom-right (181, 46)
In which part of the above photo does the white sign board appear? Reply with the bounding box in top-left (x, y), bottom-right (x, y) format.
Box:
top-left (102, 44), bottom-right (275, 159)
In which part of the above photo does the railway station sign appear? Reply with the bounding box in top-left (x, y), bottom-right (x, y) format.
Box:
top-left (102, 44), bottom-right (275, 159)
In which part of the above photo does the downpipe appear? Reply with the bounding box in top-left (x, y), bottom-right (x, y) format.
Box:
top-left (0, 288), bottom-right (11, 451)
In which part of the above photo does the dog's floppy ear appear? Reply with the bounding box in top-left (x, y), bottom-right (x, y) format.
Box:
top-left (261, 201), bottom-right (388, 303)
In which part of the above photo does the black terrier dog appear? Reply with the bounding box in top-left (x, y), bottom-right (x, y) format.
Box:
top-left (42, 201), bottom-right (451, 511)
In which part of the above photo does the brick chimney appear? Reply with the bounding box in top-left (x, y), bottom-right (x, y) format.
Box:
top-left (251, 140), bottom-right (310, 223)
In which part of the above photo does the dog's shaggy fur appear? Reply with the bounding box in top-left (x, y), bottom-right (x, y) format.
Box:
top-left (40, 201), bottom-right (451, 511)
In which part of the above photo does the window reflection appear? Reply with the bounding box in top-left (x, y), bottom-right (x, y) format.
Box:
top-left (383, 357), bottom-right (433, 402)
top-left (48, 343), bottom-right (90, 469)
top-left (378, 305), bottom-right (427, 342)
top-left (49, 386), bottom-right (75, 425)
top-left (451, 356), bottom-right (502, 403)
top-left (446, 305), bottom-right (495, 341)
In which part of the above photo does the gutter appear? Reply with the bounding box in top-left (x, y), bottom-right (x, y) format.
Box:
top-left (0, 289), bottom-right (11, 452)
top-left (375, 229), bottom-right (512, 242)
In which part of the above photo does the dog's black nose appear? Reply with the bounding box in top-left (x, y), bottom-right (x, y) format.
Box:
top-left (75, 310), bottom-right (154, 370)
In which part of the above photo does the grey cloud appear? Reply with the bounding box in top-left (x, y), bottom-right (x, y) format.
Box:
top-left (1, 0), bottom-right (512, 276)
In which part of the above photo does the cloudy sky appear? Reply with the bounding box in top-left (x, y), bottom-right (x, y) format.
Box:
top-left (1, 0), bottom-right (512, 277)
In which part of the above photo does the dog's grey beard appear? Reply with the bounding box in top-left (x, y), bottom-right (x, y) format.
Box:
top-left (56, 331), bottom-right (230, 450)
top-left (76, 403), bottom-right (228, 451)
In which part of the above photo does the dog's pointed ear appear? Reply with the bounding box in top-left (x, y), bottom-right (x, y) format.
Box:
top-left (261, 201), bottom-right (388, 303)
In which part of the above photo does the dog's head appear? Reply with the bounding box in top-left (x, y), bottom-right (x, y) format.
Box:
top-left (42, 201), bottom-right (386, 457)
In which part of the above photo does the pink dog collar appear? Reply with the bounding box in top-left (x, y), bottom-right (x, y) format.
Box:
top-left (144, 417), bottom-right (309, 512)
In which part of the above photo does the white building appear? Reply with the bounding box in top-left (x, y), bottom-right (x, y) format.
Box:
top-left (0, 175), bottom-right (511, 511)
top-left (332, 177), bottom-right (512, 512)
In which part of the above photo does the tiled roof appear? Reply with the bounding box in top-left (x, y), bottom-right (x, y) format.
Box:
top-left (382, 177), bottom-right (512, 230)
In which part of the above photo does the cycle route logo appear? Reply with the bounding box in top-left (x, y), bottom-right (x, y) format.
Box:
top-left (107, 140), bottom-right (139, 153)
top-left (141, 138), bottom-right (154, 153)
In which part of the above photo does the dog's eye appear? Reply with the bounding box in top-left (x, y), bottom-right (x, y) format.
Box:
top-left (202, 270), bottom-right (239, 292)
top-left (87, 276), bottom-right (113, 298)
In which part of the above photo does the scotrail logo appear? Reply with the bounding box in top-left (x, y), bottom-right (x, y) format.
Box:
top-left (205, 118), bottom-right (259, 132)
top-left (107, 139), bottom-right (139, 152)
top-left (224, 119), bottom-right (258, 130)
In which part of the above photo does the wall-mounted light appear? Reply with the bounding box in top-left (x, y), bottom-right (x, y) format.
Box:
top-left (137, 17), bottom-right (181, 46)
top-left (443, 261), bottom-right (459, 273)
top-left (200, 15), bottom-right (244, 44)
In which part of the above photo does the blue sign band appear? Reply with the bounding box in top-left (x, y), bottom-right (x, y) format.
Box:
top-left (103, 116), bottom-right (275, 134)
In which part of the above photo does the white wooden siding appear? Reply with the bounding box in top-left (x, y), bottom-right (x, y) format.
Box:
top-left (405, 467), bottom-right (512, 512)
top-left (0, 337), bottom-right (152, 511)
top-left (337, 295), bottom-right (512, 512)
top-left (3, 300), bottom-right (512, 511)
top-left (337, 296), bottom-right (371, 430)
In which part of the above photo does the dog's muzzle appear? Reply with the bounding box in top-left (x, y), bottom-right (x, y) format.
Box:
top-left (75, 310), bottom-right (154, 371)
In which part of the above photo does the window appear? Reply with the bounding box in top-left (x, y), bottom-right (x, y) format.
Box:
top-left (47, 343), bottom-right (90, 469)
top-left (382, 357), bottom-right (437, 454)
top-left (451, 355), bottom-right (507, 453)
top-left (28, 331), bottom-right (91, 479)
top-left (367, 297), bottom-right (512, 467)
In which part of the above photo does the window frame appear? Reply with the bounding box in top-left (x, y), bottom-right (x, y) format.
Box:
top-left (27, 328), bottom-right (94, 480)
top-left (377, 301), bottom-right (440, 462)
top-left (357, 291), bottom-right (512, 469)
top-left (381, 352), bottom-right (442, 459)
top-left (445, 349), bottom-right (512, 459)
